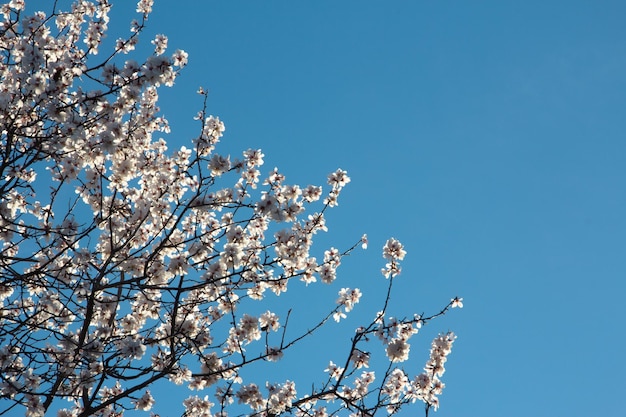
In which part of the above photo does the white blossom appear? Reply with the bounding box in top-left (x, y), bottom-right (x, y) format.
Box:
top-left (0, 2), bottom-right (460, 416)
top-left (133, 390), bottom-right (155, 411)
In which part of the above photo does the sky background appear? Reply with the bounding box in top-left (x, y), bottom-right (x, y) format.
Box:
top-left (96, 1), bottom-right (625, 416)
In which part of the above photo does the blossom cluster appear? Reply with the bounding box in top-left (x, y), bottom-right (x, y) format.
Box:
top-left (418, 332), bottom-right (457, 411)
top-left (334, 287), bottom-right (362, 322)
top-left (0, 1), bottom-right (461, 416)
top-left (381, 237), bottom-right (406, 278)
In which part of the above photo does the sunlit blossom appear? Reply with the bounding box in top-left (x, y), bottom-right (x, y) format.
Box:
top-left (0, 2), bottom-right (460, 416)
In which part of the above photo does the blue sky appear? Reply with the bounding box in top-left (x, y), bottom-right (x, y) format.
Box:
top-left (101, 1), bottom-right (626, 416)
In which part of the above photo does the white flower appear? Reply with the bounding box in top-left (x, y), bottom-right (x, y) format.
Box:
top-left (382, 238), bottom-right (406, 261)
top-left (151, 34), bottom-right (168, 55)
top-left (451, 297), bottom-right (464, 308)
top-left (327, 169), bottom-right (350, 188)
top-left (236, 384), bottom-right (264, 409)
top-left (361, 234), bottom-right (368, 249)
top-left (302, 185), bottom-right (323, 202)
top-left (324, 361), bottom-right (344, 381)
top-left (332, 310), bottom-right (346, 322)
top-left (172, 49), bottom-right (188, 67)
top-left (133, 390), bottom-right (155, 411)
top-left (183, 395), bottom-right (214, 417)
top-left (350, 350), bottom-right (370, 369)
top-left (260, 310), bottom-right (280, 331)
top-left (336, 288), bottom-right (362, 313)
top-left (209, 154), bottom-right (231, 176)
top-left (319, 263), bottom-right (337, 284)
top-left (136, 0), bottom-right (154, 14)
top-left (386, 339), bottom-right (410, 362)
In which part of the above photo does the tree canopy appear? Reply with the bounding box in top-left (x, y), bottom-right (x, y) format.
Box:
top-left (0, 1), bottom-right (461, 416)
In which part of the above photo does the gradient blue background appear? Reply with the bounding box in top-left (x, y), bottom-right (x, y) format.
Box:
top-left (100, 1), bottom-right (625, 416)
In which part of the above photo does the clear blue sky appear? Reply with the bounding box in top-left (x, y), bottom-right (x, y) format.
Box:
top-left (103, 1), bottom-right (625, 416)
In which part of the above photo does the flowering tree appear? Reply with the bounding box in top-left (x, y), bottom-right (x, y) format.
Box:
top-left (0, 1), bottom-right (462, 416)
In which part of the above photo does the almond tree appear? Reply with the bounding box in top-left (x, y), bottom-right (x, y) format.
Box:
top-left (0, 1), bottom-right (462, 416)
